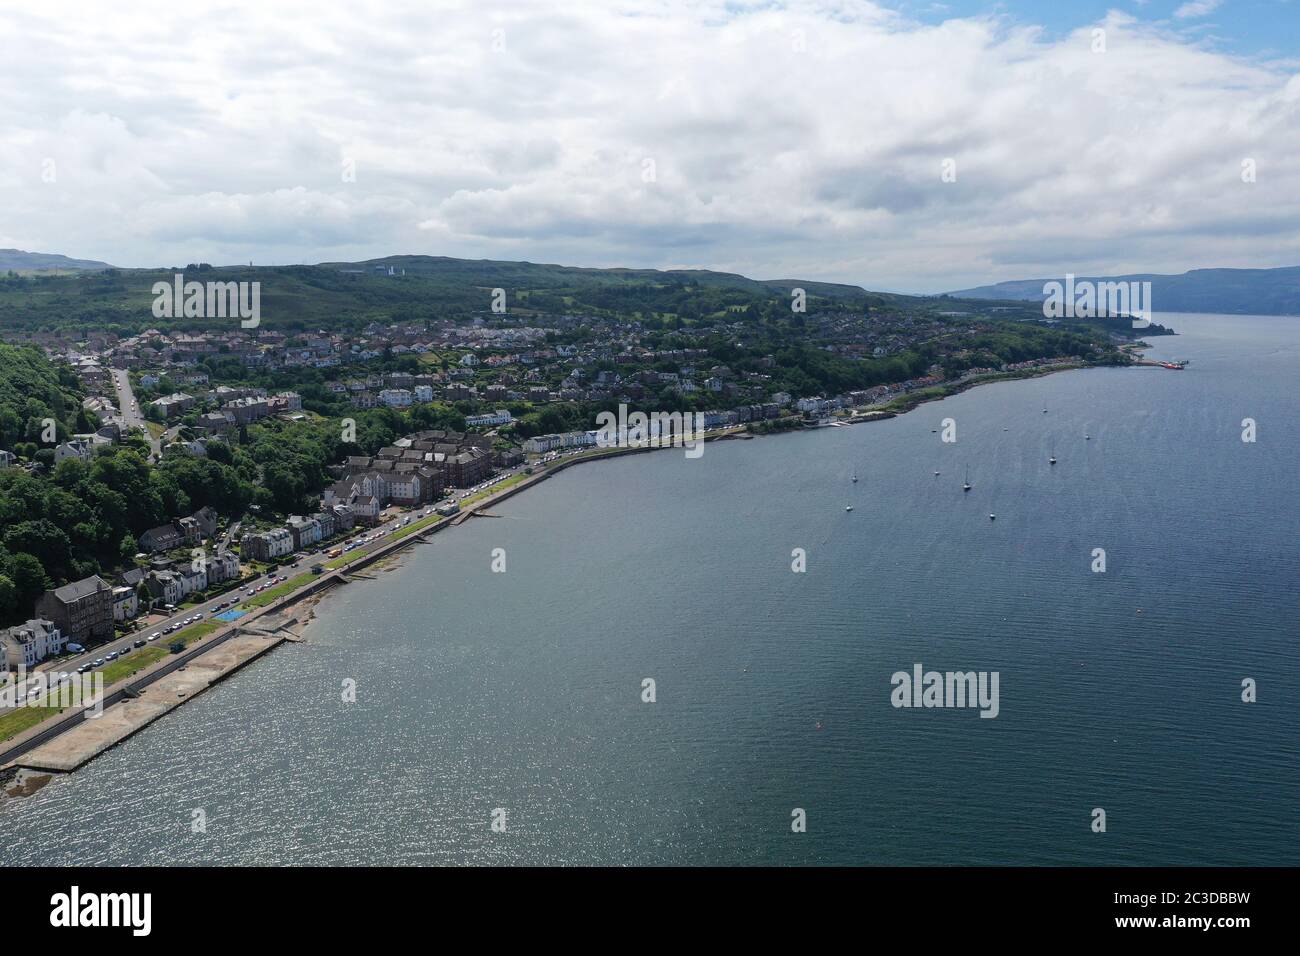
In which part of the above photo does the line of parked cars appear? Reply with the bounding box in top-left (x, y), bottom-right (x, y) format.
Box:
top-left (71, 610), bottom-right (209, 673)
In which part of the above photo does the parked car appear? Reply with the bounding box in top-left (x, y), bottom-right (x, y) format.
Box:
top-left (133, 639), bottom-right (146, 648)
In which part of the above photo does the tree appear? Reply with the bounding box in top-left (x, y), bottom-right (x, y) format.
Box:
top-left (8, 553), bottom-right (50, 610)
top-left (0, 573), bottom-right (17, 621)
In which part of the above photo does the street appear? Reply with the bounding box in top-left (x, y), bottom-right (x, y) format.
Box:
top-left (110, 367), bottom-right (159, 460)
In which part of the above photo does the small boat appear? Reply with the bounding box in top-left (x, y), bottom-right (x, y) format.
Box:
top-left (845, 505), bottom-right (853, 512)
top-left (1049, 454), bottom-right (1057, 465)
top-left (934, 469), bottom-right (940, 476)
top-left (851, 472), bottom-right (858, 483)
top-left (962, 466), bottom-right (971, 492)
top-left (1042, 408), bottom-right (1048, 414)
top-left (988, 513), bottom-right (996, 520)
top-left (1084, 434), bottom-right (1090, 440)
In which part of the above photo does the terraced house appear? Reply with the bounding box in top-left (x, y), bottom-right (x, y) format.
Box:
top-left (2, 619), bottom-right (66, 671)
top-left (35, 575), bottom-right (114, 645)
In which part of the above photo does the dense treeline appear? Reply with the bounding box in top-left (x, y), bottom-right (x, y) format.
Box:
top-left (0, 261), bottom-right (871, 334)
top-left (0, 342), bottom-right (86, 450)
top-left (0, 369), bottom-right (471, 624)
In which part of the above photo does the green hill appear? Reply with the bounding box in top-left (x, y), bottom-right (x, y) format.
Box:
top-left (0, 256), bottom-right (893, 335)
top-left (0, 248), bottom-right (114, 272)
top-left (0, 341), bottom-right (84, 449)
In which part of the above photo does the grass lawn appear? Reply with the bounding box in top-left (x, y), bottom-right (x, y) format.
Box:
top-left (455, 472), bottom-right (530, 508)
top-left (0, 699), bottom-right (71, 741)
top-left (97, 646), bottom-right (170, 685)
top-left (388, 512), bottom-right (449, 542)
top-left (243, 573), bottom-right (314, 607)
top-left (172, 619), bottom-right (221, 647)
top-left (0, 618), bottom-right (230, 741)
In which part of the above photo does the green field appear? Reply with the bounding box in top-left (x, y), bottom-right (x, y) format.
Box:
top-left (243, 573), bottom-right (314, 607)
top-left (0, 618), bottom-right (224, 742)
top-left (0, 698), bottom-right (71, 741)
top-left (96, 646), bottom-right (170, 685)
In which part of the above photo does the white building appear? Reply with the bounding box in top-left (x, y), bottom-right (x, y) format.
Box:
top-left (208, 551), bottom-right (241, 584)
top-left (54, 439), bottom-right (94, 464)
top-left (176, 564), bottom-right (208, 596)
top-left (2, 619), bottom-right (66, 670)
top-left (465, 409), bottom-right (513, 427)
top-left (241, 528), bottom-right (294, 561)
top-left (523, 434), bottom-right (562, 453)
top-left (286, 515), bottom-right (324, 550)
top-left (112, 585), bottom-right (139, 622)
top-left (378, 389), bottom-right (413, 408)
top-left (146, 570), bottom-right (184, 605)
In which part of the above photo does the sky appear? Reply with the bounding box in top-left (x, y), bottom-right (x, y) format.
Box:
top-left (1, 0), bottom-right (1298, 293)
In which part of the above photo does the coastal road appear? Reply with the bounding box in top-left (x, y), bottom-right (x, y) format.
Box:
top-left (0, 444), bottom-right (624, 761)
top-left (0, 501), bottom-right (449, 710)
top-left (2, 443), bottom-right (681, 709)
top-left (110, 367), bottom-right (159, 460)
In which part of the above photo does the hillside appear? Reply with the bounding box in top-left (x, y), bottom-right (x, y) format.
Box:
top-left (0, 256), bottom-right (909, 334)
top-left (0, 248), bottom-right (114, 272)
top-left (949, 266), bottom-right (1300, 316)
top-left (319, 255), bottom-right (872, 300)
top-left (0, 341), bottom-right (85, 449)
top-left (0, 253), bottom-right (1178, 336)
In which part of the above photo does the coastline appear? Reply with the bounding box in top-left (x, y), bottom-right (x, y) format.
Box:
top-left (0, 356), bottom-right (1112, 787)
top-left (295, 358), bottom-right (1101, 634)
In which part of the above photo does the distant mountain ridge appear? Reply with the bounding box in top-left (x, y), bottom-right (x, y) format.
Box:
top-left (0, 249), bottom-right (114, 272)
top-left (317, 254), bottom-right (871, 301)
top-left (948, 266), bottom-right (1300, 316)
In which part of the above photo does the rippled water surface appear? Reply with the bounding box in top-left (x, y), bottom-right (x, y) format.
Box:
top-left (3, 313), bottom-right (1296, 865)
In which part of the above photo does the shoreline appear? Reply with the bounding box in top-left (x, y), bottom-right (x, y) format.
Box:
top-left (0, 357), bottom-right (1113, 788)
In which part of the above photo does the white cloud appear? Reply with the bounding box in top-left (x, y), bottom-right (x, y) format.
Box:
top-left (0, 0), bottom-right (1296, 292)
top-left (1173, 0), bottom-right (1223, 19)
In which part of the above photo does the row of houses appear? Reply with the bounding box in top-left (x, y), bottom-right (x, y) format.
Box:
top-left (519, 403), bottom-right (786, 453)
top-left (2, 574), bottom-right (115, 669)
top-left (149, 389), bottom-right (301, 424)
top-left (132, 552), bottom-right (241, 606)
top-left (0, 542), bottom-right (251, 671)
top-left (240, 505), bottom-right (357, 561)
top-left (320, 429), bottom-right (499, 520)
top-left (138, 506), bottom-right (220, 553)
